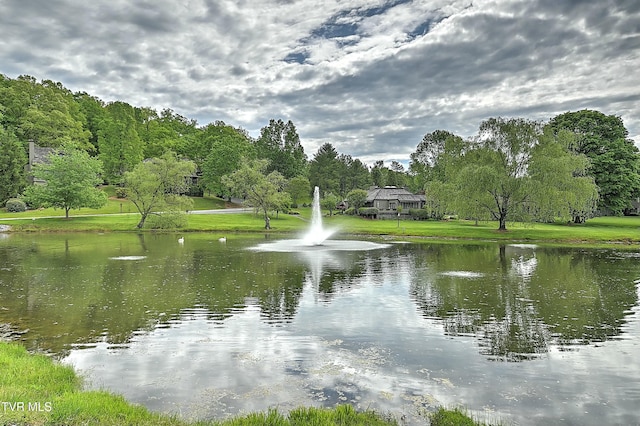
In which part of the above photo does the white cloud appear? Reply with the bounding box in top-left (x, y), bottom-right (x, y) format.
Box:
top-left (1, 0), bottom-right (639, 160)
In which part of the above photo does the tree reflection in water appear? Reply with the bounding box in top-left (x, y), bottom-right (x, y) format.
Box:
top-left (409, 244), bottom-right (639, 361)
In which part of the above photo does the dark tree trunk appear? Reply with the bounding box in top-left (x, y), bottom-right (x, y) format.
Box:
top-left (137, 214), bottom-right (147, 229)
top-left (498, 215), bottom-right (507, 231)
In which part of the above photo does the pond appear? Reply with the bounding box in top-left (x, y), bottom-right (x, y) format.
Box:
top-left (1, 233), bottom-right (639, 425)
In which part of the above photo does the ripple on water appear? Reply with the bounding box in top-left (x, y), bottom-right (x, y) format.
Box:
top-left (108, 256), bottom-right (147, 261)
top-left (439, 271), bottom-right (484, 278)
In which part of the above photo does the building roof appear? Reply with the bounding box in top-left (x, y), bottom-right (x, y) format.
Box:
top-left (367, 186), bottom-right (425, 202)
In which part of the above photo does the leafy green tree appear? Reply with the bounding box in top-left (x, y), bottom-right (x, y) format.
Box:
top-left (24, 145), bottom-right (107, 218)
top-left (201, 124), bottom-right (255, 197)
top-left (548, 110), bottom-right (640, 215)
top-left (409, 130), bottom-right (465, 188)
top-left (0, 126), bottom-right (27, 204)
top-left (98, 101), bottom-right (144, 184)
top-left (254, 119), bottom-right (307, 178)
top-left (346, 189), bottom-right (368, 214)
top-left (74, 92), bottom-right (107, 153)
top-left (137, 108), bottom-right (199, 160)
top-left (124, 151), bottom-right (196, 229)
top-left (309, 143), bottom-right (341, 195)
top-left (222, 159), bottom-right (287, 229)
top-left (0, 76), bottom-right (92, 150)
top-left (321, 192), bottom-right (340, 216)
top-left (287, 175), bottom-right (310, 206)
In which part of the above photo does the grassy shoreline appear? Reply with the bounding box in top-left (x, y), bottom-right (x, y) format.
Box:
top-left (1, 207), bottom-right (639, 247)
top-left (1, 341), bottom-right (490, 425)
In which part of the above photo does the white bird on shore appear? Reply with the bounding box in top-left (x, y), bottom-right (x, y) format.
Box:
top-left (178, 237), bottom-right (184, 244)
top-left (218, 236), bottom-right (226, 242)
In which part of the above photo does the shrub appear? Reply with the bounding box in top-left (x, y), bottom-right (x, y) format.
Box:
top-left (145, 212), bottom-right (188, 229)
top-left (358, 207), bottom-right (378, 217)
top-left (5, 198), bottom-right (26, 212)
top-left (114, 187), bottom-right (128, 199)
top-left (409, 208), bottom-right (430, 220)
top-left (288, 210), bottom-right (300, 215)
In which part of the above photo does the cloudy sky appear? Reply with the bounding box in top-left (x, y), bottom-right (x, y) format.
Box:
top-left (1, 0), bottom-right (639, 164)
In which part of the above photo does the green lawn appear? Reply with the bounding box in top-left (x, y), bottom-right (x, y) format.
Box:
top-left (1, 202), bottom-right (638, 246)
top-left (0, 192), bottom-right (227, 219)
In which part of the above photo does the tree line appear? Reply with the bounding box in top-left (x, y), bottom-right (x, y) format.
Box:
top-left (1, 74), bottom-right (639, 229)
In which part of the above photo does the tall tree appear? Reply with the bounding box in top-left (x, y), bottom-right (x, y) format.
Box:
top-left (124, 151), bottom-right (196, 229)
top-left (222, 159), bottom-right (287, 229)
top-left (24, 145), bottom-right (107, 218)
top-left (254, 119), bottom-right (307, 178)
top-left (309, 143), bottom-right (342, 195)
top-left (0, 126), bottom-right (27, 204)
top-left (370, 160), bottom-right (388, 188)
top-left (338, 154), bottom-right (371, 194)
top-left (98, 101), bottom-right (144, 184)
top-left (548, 110), bottom-right (640, 215)
top-left (409, 130), bottom-right (465, 189)
top-left (387, 160), bottom-right (407, 187)
top-left (201, 124), bottom-right (255, 197)
top-left (455, 118), bottom-right (541, 231)
top-left (74, 92), bottom-right (107, 153)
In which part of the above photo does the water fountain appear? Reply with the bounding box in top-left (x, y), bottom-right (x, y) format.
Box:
top-left (302, 186), bottom-right (336, 246)
top-left (250, 186), bottom-right (388, 252)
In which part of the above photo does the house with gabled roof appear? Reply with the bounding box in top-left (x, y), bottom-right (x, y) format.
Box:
top-left (365, 186), bottom-right (425, 218)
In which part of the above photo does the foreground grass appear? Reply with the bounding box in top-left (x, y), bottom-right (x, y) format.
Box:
top-left (0, 342), bottom-right (406, 425)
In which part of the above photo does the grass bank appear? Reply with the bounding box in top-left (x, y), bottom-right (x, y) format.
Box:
top-left (2, 207), bottom-right (638, 247)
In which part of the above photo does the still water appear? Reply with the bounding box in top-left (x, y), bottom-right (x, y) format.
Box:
top-left (1, 233), bottom-right (639, 425)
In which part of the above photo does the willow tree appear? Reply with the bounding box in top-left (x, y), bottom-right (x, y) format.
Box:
top-left (528, 128), bottom-right (599, 223)
top-left (449, 118), bottom-right (539, 230)
top-left (452, 118), bottom-right (598, 230)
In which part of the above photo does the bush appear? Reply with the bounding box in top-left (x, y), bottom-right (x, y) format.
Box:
top-left (344, 207), bottom-right (356, 215)
top-left (145, 212), bottom-right (188, 229)
top-left (358, 207), bottom-right (378, 217)
top-left (114, 187), bottom-right (127, 199)
top-left (5, 198), bottom-right (26, 212)
top-left (409, 208), bottom-right (430, 220)
top-left (288, 210), bottom-right (300, 215)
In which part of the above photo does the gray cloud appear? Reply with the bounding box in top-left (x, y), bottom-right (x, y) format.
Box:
top-left (1, 0), bottom-right (638, 164)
